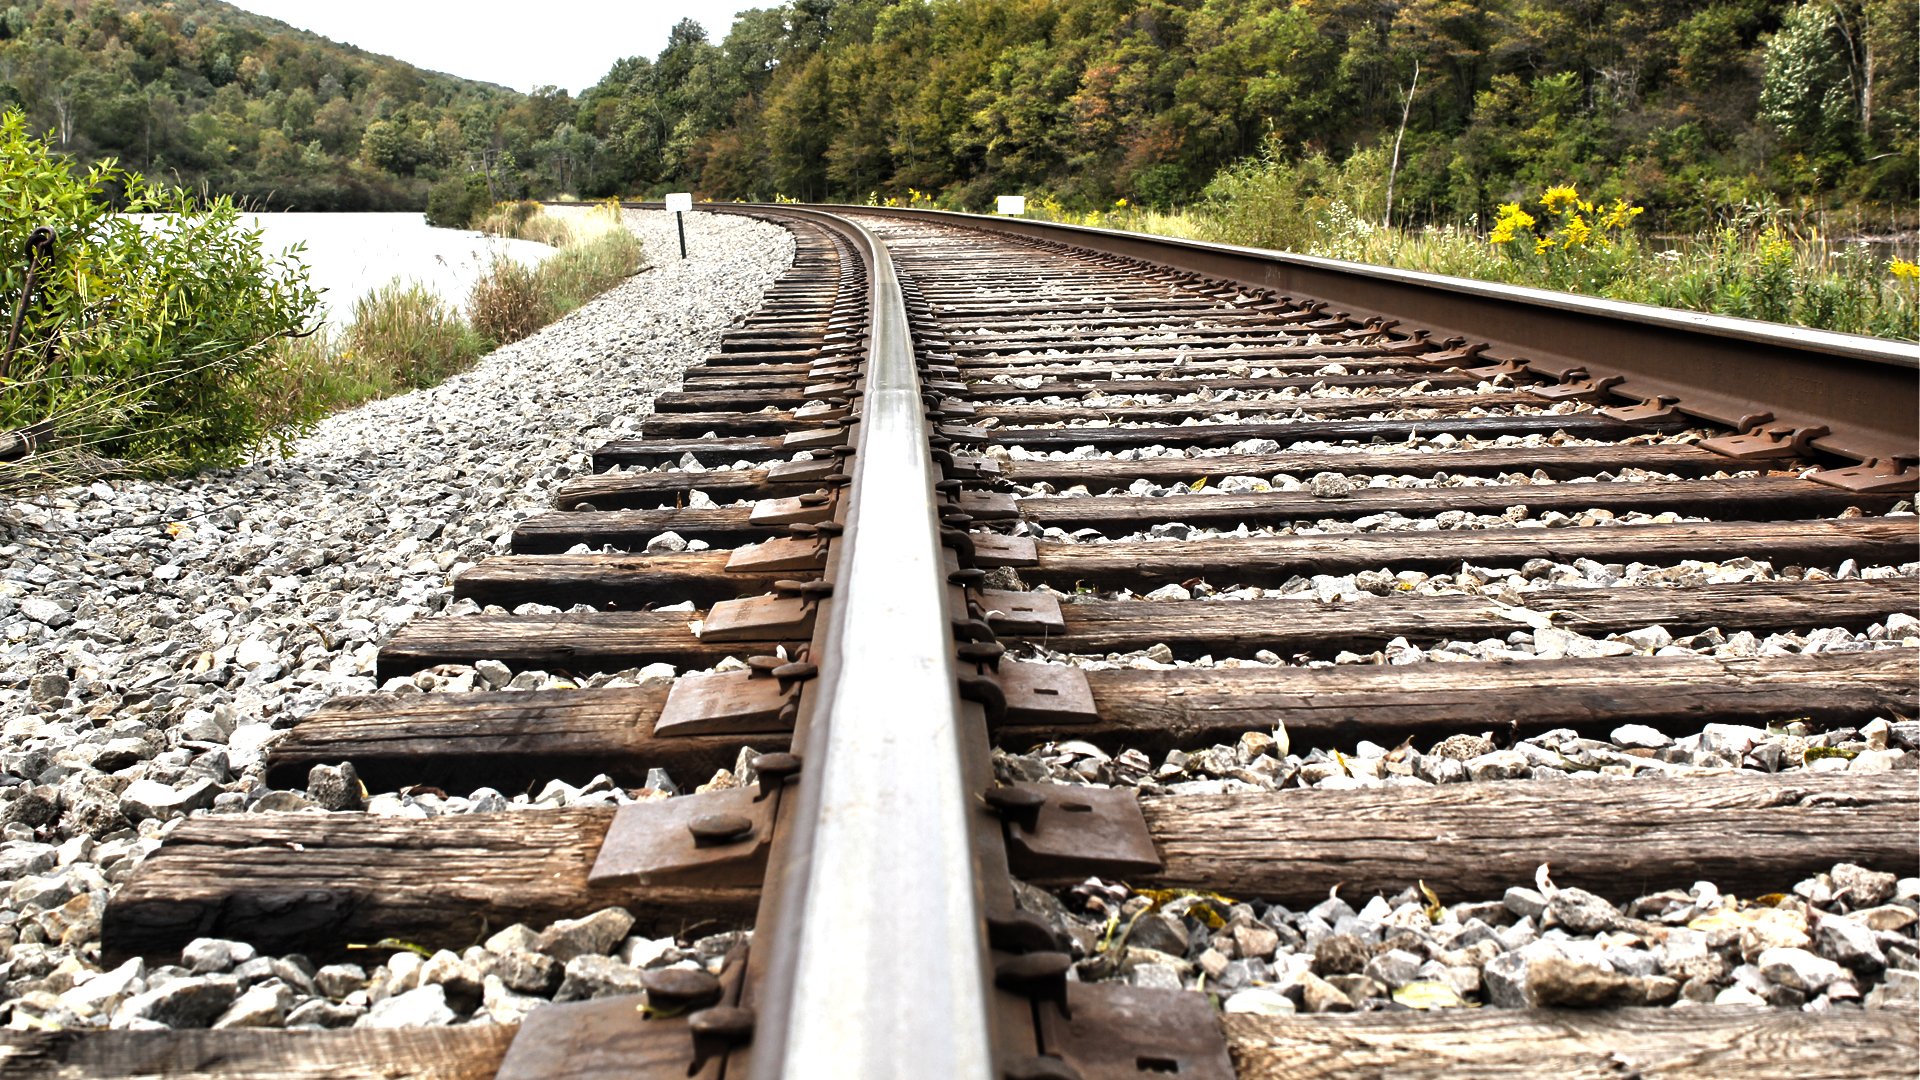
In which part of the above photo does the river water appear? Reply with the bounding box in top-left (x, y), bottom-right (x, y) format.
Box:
top-left (237, 212), bottom-right (555, 326)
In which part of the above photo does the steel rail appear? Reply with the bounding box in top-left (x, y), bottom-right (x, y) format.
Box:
top-left (792, 205), bottom-right (1919, 469)
top-left (739, 208), bottom-right (995, 1079)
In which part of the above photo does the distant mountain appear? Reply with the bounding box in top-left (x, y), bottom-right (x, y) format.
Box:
top-left (0, 0), bottom-right (551, 210)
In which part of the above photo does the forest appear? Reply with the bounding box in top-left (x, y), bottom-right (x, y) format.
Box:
top-left (0, 0), bottom-right (1913, 231)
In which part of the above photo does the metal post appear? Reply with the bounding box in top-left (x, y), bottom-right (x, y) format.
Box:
top-left (676, 211), bottom-right (687, 260)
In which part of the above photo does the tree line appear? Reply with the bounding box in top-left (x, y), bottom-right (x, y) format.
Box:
top-left (2, 1), bottom-right (1913, 230)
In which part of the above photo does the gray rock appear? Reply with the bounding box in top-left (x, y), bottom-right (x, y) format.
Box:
top-left (494, 949), bottom-right (562, 995)
top-left (27, 673), bottom-right (70, 704)
top-left (1323, 973), bottom-right (1385, 1005)
top-left (0, 840), bottom-right (58, 878)
top-left (285, 998), bottom-right (365, 1028)
top-left (116, 974), bottom-right (240, 1028)
top-left (1864, 968), bottom-right (1917, 1011)
top-left (416, 950), bottom-right (484, 1013)
top-left (120, 778), bottom-right (220, 821)
top-left (536, 907), bottom-right (636, 963)
top-left (1222, 987), bottom-right (1295, 1015)
top-left (1430, 734), bottom-right (1496, 761)
top-left (1307, 472), bottom-right (1353, 498)
top-left (232, 956), bottom-right (317, 997)
top-left (20, 598), bottom-right (70, 627)
top-left (1362, 948), bottom-right (1424, 988)
top-left (1759, 946), bottom-right (1846, 992)
top-left (251, 791), bottom-right (316, 812)
top-left (1546, 888), bottom-right (1621, 934)
top-left (1310, 933), bottom-right (1369, 976)
top-left (1502, 887), bottom-right (1548, 920)
top-left (57, 957), bottom-right (147, 1015)
top-left (1128, 912), bottom-right (1188, 956)
top-left (617, 936), bottom-right (679, 969)
top-left (1128, 963), bottom-right (1183, 991)
top-left (1231, 923), bottom-right (1279, 961)
top-left (213, 980), bottom-right (296, 1028)
top-left (481, 973), bottom-right (548, 1022)
top-left (306, 762), bottom-right (364, 812)
top-left (315, 963), bottom-right (368, 1000)
top-left (182, 938), bottom-right (257, 975)
top-left (1814, 914), bottom-right (1886, 972)
top-left (1294, 971), bottom-right (1353, 1013)
top-left (1465, 749), bottom-right (1529, 782)
top-left (89, 739), bottom-right (151, 772)
top-left (358, 984), bottom-right (457, 1028)
top-left (554, 954), bottom-right (648, 1001)
top-left (1831, 863), bottom-right (1898, 907)
top-left (1610, 724), bottom-right (1672, 749)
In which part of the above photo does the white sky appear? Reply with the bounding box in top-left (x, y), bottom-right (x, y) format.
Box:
top-left (228, 2), bottom-right (765, 94)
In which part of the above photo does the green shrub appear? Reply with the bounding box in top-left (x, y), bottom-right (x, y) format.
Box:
top-left (0, 109), bottom-right (320, 475)
top-left (425, 173), bottom-right (491, 228)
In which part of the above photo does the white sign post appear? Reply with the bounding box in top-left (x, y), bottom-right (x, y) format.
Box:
top-left (664, 192), bottom-right (693, 258)
top-left (994, 195), bottom-right (1027, 216)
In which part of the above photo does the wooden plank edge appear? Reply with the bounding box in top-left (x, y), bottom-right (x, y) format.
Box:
top-left (0, 1025), bottom-right (515, 1080)
top-left (1222, 1004), bottom-right (1919, 1079)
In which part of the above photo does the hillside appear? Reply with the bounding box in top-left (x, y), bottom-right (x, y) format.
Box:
top-left (564, 0), bottom-right (1915, 230)
top-left (1, 1), bottom-right (1912, 232)
top-left (0, 0), bottom-right (542, 210)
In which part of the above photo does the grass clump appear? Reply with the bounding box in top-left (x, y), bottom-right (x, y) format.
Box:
top-left (468, 201), bottom-right (642, 345)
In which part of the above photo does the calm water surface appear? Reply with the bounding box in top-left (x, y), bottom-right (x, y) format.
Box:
top-left (239, 212), bottom-right (554, 326)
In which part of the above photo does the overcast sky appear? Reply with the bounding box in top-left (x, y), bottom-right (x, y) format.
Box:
top-left (229, 2), bottom-right (765, 94)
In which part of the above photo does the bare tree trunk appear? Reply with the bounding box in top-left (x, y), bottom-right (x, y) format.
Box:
top-left (1384, 61), bottom-right (1419, 229)
top-left (1860, 3), bottom-right (1875, 139)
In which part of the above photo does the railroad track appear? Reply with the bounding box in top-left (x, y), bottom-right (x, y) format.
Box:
top-left (8, 207), bottom-right (1916, 1076)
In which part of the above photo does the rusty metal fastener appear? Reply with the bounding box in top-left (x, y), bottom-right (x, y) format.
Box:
top-left (983, 785), bottom-right (1046, 831)
top-left (797, 491), bottom-right (832, 507)
top-left (688, 814), bottom-right (755, 846)
top-left (773, 579), bottom-right (834, 598)
top-left (957, 640), bottom-right (1005, 670)
top-left (751, 752), bottom-right (802, 801)
top-left (1003, 1056), bottom-right (1083, 1080)
top-left (948, 567), bottom-right (988, 587)
top-left (941, 527), bottom-right (977, 563)
top-left (772, 661), bottom-right (818, 682)
top-left (994, 951), bottom-right (1073, 1017)
top-left (688, 1005), bottom-right (755, 1043)
top-left (687, 1003), bottom-right (756, 1070)
top-left (745, 655), bottom-right (786, 677)
top-left (640, 968), bottom-right (723, 1011)
top-left (957, 672), bottom-right (1007, 721)
top-left (952, 617), bottom-right (997, 644)
top-left (987, 908), bottom-right (1063, 954)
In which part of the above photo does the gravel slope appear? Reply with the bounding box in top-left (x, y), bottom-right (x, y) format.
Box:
top-left (0, 209), bottom-right (794, 1029)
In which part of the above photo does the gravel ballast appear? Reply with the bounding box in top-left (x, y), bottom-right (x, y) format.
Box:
top-left (0, 209), bottom-right (796, 1029)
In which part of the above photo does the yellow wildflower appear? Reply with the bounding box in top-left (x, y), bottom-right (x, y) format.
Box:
top-left (1599, 199), bottom-right (1644, 231)
top-left (1890, 259), bottom-right (1920, 282)
top-left (1561, 214), bottom-right (1592, 248)
top-left (1114, 197), bottom-right (1129, 208)
top-left (1489, 202), bottom-right (1535, 245)
top-left (1534, 237), bottom-right (1554, 255)
top-left (1541, 184), bottom-right (1579, 214)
